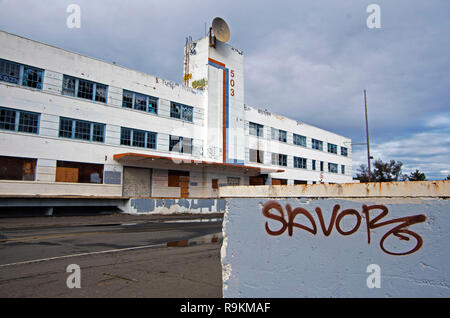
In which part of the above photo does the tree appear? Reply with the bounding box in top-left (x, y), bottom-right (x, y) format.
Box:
top-left (407, 170), bottom-right (426, 181)
top-left (356, 159), bottom-right (407, 182)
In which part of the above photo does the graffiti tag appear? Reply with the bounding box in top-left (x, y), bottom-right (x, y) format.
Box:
top-left (262, 201), bottom-right (426, 256)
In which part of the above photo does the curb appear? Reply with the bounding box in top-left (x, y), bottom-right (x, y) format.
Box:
top-left (166, 232), bottom-right (223, 247)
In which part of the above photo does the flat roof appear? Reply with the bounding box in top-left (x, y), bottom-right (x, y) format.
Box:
top-left (113, 153), bottom-right (284, 175)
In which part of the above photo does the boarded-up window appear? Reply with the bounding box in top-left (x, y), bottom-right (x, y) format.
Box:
top-left (168, 170), bottom-right (189, 187)
top-left (212, 179), bottom-right (218, 189)
top-left (272, 178), bottom-right (287, 185)
top-left (0, 156), bottom-right (36, 181)
top-left (249, 176), bottom-right (265, 185)
top-left (56, 161), bottom-right (103, 183)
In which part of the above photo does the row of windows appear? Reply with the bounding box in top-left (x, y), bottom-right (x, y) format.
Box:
top-left (249, 148), bottom-right (346, 174)
top-left (1, 58), bottom-right (196, 123)
top-left (249, 121), bottom-right (348, 157)
top-left (0, 106), bottom-right (194, 153)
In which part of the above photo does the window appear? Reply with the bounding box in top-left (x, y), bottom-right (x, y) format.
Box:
top-left (272, 178), bottom-right (287, 185)
top-left (0, 59), bottom-right (43, 89)
top-left (22, 66), bottom-right (44, 89)
top-left (62, 75), bottom-right (108, 103)
top-left (328, 143), bottom-right (337, 154)
top-left (0, 155), bottom-right (36, 181)
top-left (293, 134), bottom-right (306, 147)
top-left (341, 147), bottom-right (348, 157)
top-left (0, 107), bottom-right (39, 134)
top-left (227, 177), bottom-right (240, 186)
top-left (328, 163), bottom-right (338, 173)
top-left (320, 161), bottom-right (324, 172)
top-left (59, 117), bottom-right (105, 142)
top-left (312, 159), bottom-right (316, 171)
top-left (249, 122), bottom-right (264, 137)
top-left (312, 138), bottom-right (323, 151)
top-left (120, 127), bottom-right (157, 149)
top-left (271, 153), bottom-right (287, 166)
top-left (170, 135), bottom-right (192, 154)
top-left (271, 128), bottom-right (287, 142)
top-left (341, 165), bottom-right (346, 175)
top-left (294, 157), bottom-right (307, 169)
top-left (122, 90), bottom-right (158, 114)
top-left (171, 102), bottom-right (193, 122)
top-left (0, 59), bottom-right (20, 84)
top-left (168, 170), bottom-right (189, 187)
top-left (294, 180), bottom-right (307, 185)
top-left (56, 160), bottom-right (103, 184)
top-left (249, 149), bottom-right (264, 164)
top-left (212, 179), bottom-right (218, 189)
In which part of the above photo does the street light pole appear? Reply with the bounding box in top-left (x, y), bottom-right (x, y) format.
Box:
top-left (364, 89), bottom-right (372, 182)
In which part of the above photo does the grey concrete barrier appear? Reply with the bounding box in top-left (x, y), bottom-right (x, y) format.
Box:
top-left (219, 181), bottom-right (450, 297)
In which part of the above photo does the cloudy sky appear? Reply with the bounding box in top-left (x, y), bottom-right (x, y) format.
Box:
top-left (1, 0), bottom-right (449, 179)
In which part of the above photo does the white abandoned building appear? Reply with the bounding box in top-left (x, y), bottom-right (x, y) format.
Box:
top-left (0, 23), bottom-right (353, 212)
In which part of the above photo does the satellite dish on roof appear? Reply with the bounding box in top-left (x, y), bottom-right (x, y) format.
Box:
top-left (212, 17), bottom-right (230, 42)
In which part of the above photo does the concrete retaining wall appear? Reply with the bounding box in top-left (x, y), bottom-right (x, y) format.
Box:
top-left (220, 181), bottom-right (450, 297)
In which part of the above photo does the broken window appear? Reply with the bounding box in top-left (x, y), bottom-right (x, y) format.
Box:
top-left (62, 76), bottom-right (76, 96)
top-left (170, 135), bottom-right (192, 154)
top-left (249, 149), bottom-right (264, 163)
top-left (59, 117), bottom-right (105, 142)
top-left (171, 102), bottom-right (193, 122)
top-left (22, 66), bottom-right (43, 89)
top-left (56, 160), bottom-right (103, 184)
top-left (0, 59), bottom-right (43, 89)
top-left (122, 89), bottom-right (158, 114)
top-left (62, 75), bottom-right (108, 103)
top-left (0, 107), bottom-right (39, 134)
top-left (0, 156), bottom-right (36, 181)
top-left (0, 59), bottom-right (20, 84)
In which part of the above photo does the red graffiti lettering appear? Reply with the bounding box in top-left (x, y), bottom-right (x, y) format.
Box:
top-left (262, 200), bottom-right (426, 256)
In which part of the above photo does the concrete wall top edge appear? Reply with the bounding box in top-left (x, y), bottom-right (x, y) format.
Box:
top-left (219, 181), bottom-right (450, 198)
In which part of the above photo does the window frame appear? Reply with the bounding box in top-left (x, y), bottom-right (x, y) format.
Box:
top-left (122, 89), bottom-right (158, 114)
top-left (294, 156), bottom-right (307, 169)
top-left (170, 102), bottom-right (193, 122)
top-left (328, 162), bottom-right (338, 173)
top-left (0, 58), bottom-right (44, 90)
top-left (249, 122), bottom-right (264, 137)
top-left (271, 153), bottom-right (287, 167)
top-left (169, 135), bottom-right (193, 154)
top-left (271, 128), bottom-right (287, 143)
top-left (293, 133), bottom-right (307, 147)
top-left (59, 117), bottom-right (105, 143)
top-left (120, 127), bottom-right (157, 150)
top-left (328, 143), bottom-right (338, 154)
top-left (312, 138), bottom-right (323, 151)
top-left (249, 148), bottom-right (264, 164)
top-left (62, 75), bottom-right (108, 103)
top-left (0, 106), bottom-right (40, 134)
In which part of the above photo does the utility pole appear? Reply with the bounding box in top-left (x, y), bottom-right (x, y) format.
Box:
top-left (364, 89), bottom-right (372, 182)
